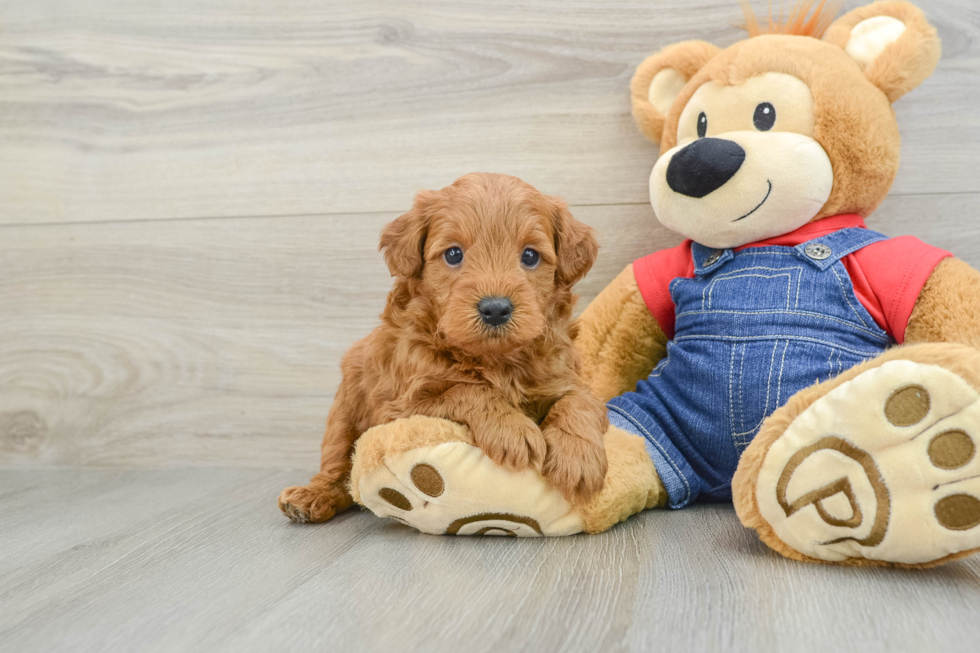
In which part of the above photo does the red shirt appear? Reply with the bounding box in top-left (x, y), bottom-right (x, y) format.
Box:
top-left (632, 214), bottom-right (951, 344)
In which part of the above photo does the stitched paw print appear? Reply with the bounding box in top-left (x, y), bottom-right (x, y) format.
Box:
top-left (355, 431), bottom-right (583, 537)
top-left (756, 360), bottom-right (980, 565)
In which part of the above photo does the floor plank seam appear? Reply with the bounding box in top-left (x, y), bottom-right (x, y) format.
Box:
top-left (2, 191), bottom-right (978, 231)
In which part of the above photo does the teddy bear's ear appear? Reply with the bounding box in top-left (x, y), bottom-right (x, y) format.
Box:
top-left (630, 41), bottom-right (719, 144)
top-left (823, 1), bottom-right (940, 103)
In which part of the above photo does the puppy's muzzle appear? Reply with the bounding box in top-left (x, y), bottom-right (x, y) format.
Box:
top-left (666, 137), bottom-right (745, 198)
top-left (478, 296), bottom-right (513, 327)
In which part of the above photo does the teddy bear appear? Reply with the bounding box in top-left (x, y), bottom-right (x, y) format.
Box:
top-left (344, 0), bottom-right (980, 568)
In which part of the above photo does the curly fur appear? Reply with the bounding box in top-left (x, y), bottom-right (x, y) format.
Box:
top-left (279, 173), bottom-right (609, 522)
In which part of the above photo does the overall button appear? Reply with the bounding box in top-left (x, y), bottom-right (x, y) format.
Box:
top-left (704, 250), bottom-right (723, 266)
top-left (804, 243), bottom-right (832, 260)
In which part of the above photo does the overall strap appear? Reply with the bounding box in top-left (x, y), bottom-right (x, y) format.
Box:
top-left (691, 242), bottom-right (734, 276)
top-left (793, 228), bottom-right (890, 271)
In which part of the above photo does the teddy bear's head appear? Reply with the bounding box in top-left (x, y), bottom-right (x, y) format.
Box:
top-left (631, 0), bottom-right (940, 249)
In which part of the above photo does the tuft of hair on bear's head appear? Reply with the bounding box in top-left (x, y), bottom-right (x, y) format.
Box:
top-left (739, 0), bottom-right (844, 39)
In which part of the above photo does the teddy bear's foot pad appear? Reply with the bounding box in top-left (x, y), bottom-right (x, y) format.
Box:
top-left (356, 438), bottom-right (584, 537)
top-left (756, 360), bottom-right (980, 565)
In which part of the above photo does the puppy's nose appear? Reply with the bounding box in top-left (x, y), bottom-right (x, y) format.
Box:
top-left (666, 138), bottom-right (745, 198)
top-left (478, 296), bottom-right (513, 327)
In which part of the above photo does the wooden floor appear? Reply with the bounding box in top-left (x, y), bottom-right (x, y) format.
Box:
top-left (2, 1), bottom-right (980, 651)
top-left (2, 468), bottom-right (980, 653)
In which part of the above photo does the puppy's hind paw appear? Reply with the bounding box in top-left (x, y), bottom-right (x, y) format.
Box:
top-left (278, 484), bottom-right (352, 524)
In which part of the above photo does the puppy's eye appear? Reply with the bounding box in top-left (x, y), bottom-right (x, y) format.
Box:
top-left (521, 248), bottom-right (540, 269)
top-left (753, 102), bottom-right (776, 131)
top-left (443, 246), bottom-right (463, 267)
top-left (697, 112), bottom-right (707, 138)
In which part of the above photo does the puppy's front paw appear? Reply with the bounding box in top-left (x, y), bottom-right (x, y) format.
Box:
top-left (471, 413), bottom-right (547, 472)
top-left (278, 484), bottom-right (353, 523)
top-left (542, 424), bottom-right (608, 503)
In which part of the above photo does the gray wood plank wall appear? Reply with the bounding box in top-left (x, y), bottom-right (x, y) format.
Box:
top-left (2, 0), bottom-right (979, 469)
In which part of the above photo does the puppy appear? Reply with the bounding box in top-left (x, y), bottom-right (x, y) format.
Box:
top-left (279, 172), bottom-right (608, 523)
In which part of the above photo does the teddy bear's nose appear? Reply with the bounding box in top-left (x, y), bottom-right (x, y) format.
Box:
top-left (666, 138), bottom-right (746, 198)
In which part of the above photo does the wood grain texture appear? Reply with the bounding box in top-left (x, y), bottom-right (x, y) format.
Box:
top-left (1, 194), bottom-right (979, 468)
top-left (2, 194), bottom-right (977, 468)
top-left (0, 468), bottom-right (978, 653)
top-left (1, 0), bottom-right (979, 224)
top-left (3, 3), bottom-right (980, 650)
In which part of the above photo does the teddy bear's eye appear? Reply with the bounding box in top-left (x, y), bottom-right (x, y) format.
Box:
top-left (697, 112), bottom-right (708, 138)
top-left (753, 102), bottom-right (776, 131)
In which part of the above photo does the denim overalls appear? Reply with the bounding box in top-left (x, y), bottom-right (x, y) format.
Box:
top-left (607, 228), bottom-right (894, 508)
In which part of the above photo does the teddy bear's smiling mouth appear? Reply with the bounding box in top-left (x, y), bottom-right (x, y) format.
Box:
top-left (732, 180), bottom-right (773, 222)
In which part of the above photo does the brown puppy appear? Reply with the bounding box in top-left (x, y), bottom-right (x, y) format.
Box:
top-left (279, 173), bottom-right (609, 523)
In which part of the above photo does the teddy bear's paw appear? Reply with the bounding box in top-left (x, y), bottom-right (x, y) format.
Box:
top-left (756, 360), bottom-right (980, 566)
top-left (355, 438), bottom-right (585, 537)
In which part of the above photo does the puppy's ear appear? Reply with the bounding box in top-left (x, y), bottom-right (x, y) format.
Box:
top-left (631, 40), bottom-right (719, 144)
top-left (823, 1), bottom-right (940, 103)
top-left (379, 190), bottom-right (438, 278)
top-left (549, 198), bottom-right (599, 287)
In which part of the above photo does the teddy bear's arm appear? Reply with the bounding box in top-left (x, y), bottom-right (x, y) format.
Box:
top-left (576, 264), bottom-right (668, 402)
top-left (905, 258), bottom-right (980, 349)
